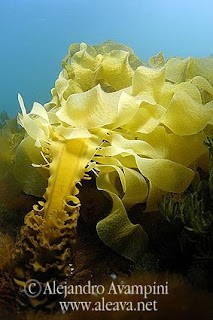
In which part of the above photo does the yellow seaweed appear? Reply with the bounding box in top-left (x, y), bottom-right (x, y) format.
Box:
top-left (9, 42), bottom-right (213, 302)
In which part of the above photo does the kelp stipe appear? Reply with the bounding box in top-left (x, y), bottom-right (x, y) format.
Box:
top-left (11, 138), bottom-right (98, 307)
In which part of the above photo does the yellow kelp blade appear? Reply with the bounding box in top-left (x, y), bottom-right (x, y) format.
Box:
top-left (96, 192), bottom-right (148, 263)
top-left (14, 136), bottom-right (49, 197)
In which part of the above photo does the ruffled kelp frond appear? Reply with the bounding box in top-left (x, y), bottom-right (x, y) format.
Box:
top-left (7, 42), bottom-right (213, 308)
top-left (166, 56), bottom-right (213, 86)
top-left (14, 42), bottom-right (213, 258)
top-left (46, 41), bottom-right (142, 113)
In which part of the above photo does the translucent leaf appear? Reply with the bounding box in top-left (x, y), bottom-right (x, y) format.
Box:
top-left (55, 73), bottom-right (70, 100)
top-left (96, 158), bottom-right (126, 193)
top-left (146, 182), bottom-right (167, 212)
top-left (56, 84), bottom-right (121, 129)
top-left (186, 57), bottom-right (213, 86)
top-left (96, 192), bottom-right (148, 263)
top-left (190, 76), bottom-right (213, 104)
top-left (136, 157), bottom-right (194, 193)
top-left (96, 171), bottom-right (123, 197)
top-left (109, 133), bottom-right (159, 158)
top-left (72, 63), bottom-right (97, 92)
top-left (124, 102), bottom-right (166, 134)
top-left (166, 56), bottom-right (213, 86)
top-left (173, 81), bottom-right (202, 103)
top-left (148, 52), bottom-right (165, 68)
top-left (165, 57), bottom-right (190, 83)
top-left (161, 90), bottom-right (213, 135)
top-left (132, 65), bottom-right (166, 103)
top-left (94, 40), bottom-right (143, 70)
top-left (55, 126), bottom-right (91, 140)
top-left (17, 110), bottom-right (49, 145)
top-left (30, 102), bottom-right (49, 122)
top-left (102, 50), bottom-right (133, 90)
top-left (14, 136), bottom-right (49, 197)
top-left (122, 167), bottom-right (148, 209)
top-left (138, 126), bottom-right (208, 166)
top-left (112, 92), bottom-right (141, 128)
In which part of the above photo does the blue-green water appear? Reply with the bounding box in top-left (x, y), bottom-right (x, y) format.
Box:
top-left (0, 0), bottom-right (213, 117)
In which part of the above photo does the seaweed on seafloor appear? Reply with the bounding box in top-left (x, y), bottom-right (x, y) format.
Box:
top-left (0, 232), bottom-right (18, 312)
top-left (158, 137), bottom-right (213, 289)
top-left (0, 234), bottom-right (17, 311)
top-left (0, 233), bottom-right (15, 269)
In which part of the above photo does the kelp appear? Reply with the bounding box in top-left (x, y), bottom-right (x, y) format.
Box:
top-left (14, 136), bottom-right (49, 197)
top-left (0, 113), bottom-right (27, 234)
top-left (4, 41), bottom-right (212, 307)
top-left (0, 112), bottom-right (23, 165)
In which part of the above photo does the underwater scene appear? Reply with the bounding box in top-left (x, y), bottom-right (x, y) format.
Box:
top-left (0, 1), bottom-right (213, 319)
